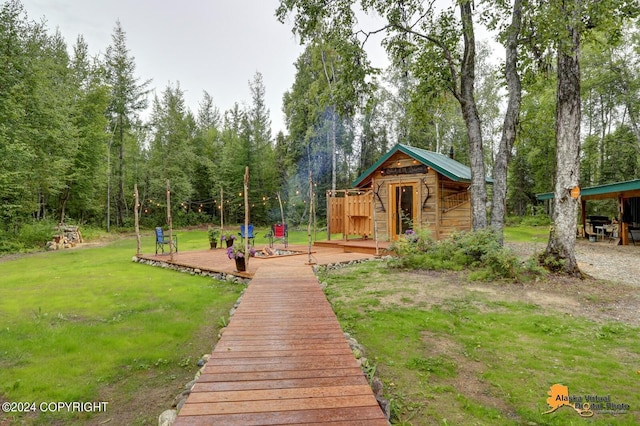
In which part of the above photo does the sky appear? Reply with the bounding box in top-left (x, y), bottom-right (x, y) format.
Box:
top-left (20, 0), bottom-right (310, 135)
top-left (19, 1), bottom-right (494, 137)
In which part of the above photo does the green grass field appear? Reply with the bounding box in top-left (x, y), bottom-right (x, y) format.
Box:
top-left (0, 232), bottom-right (243, 424)
top-left (319, 232), bottom-right (640, 425)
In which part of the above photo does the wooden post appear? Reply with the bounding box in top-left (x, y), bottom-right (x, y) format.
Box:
top-left (343, 191), bottom-right (348, 241)
top-left (580, 198), bottom-right (587, 238)
top-left (134, 184), bottom-right (141, 256)
top-left (372, 179), bottom-right (379, 257)
top-left (307, 169), bottom-right (316, 264)
top-left (326, 190), bottom-right (331, 241)
top-left (244, 167), bottom-right (250, 269)
top-left (219, 187), bottom-right (225, 245)
top-left (621, 196), bottom-right (629, 246)
top-left (313, 183), bottom-right (317, 242)
top-left (277, 191), bottom-right (285, 225)
top-left (167, 179), bottom-right (174, 261)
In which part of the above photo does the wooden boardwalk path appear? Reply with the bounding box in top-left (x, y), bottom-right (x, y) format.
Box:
top-left (173, 260), bottom-right (388, 424)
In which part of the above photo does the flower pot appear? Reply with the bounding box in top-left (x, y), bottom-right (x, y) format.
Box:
top-left (225, 240), bottom-right (234, 248)
top-left (235, 257), bottom-right (246, 272)
top-left (210, 241), bottom-right (217, 249)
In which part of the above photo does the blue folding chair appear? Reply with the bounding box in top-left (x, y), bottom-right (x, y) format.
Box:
top-left (238, 224), bottom-right (257, 246)
top-left (155, 227), bottom-right (178, 254)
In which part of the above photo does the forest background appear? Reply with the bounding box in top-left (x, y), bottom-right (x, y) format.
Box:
top-left (1, 0), bottom-right (639, 252)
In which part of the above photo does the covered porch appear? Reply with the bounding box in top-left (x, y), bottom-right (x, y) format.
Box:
top-left (537, 179), bottom-right (640, 245)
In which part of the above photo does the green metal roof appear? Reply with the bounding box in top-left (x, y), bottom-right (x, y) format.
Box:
top-left (536, 179), bottom-right (640, 200)
top-left (352, 143), bottom-right (486, 188)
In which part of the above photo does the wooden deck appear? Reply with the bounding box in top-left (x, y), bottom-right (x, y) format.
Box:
top-left (314, 239), bottom-right (392, 256)
top-left (137, 243), bottom-right (379, 279)
top-left (146, 245), bottom-right (388, 424)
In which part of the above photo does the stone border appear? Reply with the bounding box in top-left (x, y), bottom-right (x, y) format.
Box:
top-left (132, 256), bottom-right (251, 285)
top-left (159, 289), bottom-right (247, 426)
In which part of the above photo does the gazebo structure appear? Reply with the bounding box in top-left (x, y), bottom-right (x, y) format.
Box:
top-left (537, 179), bottom-right (640, 245)
top-left (327, 143), bottom-right (490, 242)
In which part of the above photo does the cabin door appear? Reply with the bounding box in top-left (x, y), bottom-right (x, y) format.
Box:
top-left (391, 183), bottom-right (417, 239)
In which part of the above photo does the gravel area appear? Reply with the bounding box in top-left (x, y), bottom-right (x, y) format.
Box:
top-left (507, 239), bottom-right (640, 287)
top-left (575, 241), bottom-right (640, 286)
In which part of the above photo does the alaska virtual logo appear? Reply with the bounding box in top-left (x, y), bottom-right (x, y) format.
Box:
top-left (543, 384), bottom-right (630, 417)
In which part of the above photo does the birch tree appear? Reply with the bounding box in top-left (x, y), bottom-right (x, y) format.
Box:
top-left (536, 0), bottom-right (639, 275)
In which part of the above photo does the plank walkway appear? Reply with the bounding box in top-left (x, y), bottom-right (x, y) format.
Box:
top-left (170, 249), bottom-right (388, 425)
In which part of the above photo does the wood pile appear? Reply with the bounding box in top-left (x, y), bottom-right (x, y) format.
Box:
top-left (46, 225), bottom-right (83, 250)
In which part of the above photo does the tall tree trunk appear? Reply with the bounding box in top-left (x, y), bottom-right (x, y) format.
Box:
top-left (331, 105), bottom-right (337, 193)
top-left (459, 0), bottom-right (487, 230)
top-left (491, 0), bottom-right (523, 244)
top-left (117, 118), bottom-right (124, 227)
top-left (543, 11), bottom-right (581, 277)
top-left (59, 186), bottom-right (71, 224)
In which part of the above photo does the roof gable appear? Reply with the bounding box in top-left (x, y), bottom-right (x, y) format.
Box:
top-left (352, 143), bottom-right (476, 187)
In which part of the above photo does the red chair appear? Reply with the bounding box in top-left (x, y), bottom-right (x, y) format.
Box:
top-left (268, 223), bottom-right (288, 248)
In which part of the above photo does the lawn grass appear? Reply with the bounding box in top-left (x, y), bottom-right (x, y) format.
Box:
top-left (320, 251), bottom-right (639, 425)
top-left (0, 233), bottom-right (243, 424)
top-left (503, 224), bottom-right (549, 243)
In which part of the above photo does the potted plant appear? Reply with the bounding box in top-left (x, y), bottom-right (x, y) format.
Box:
top-left (207, 227), bottom-right (220, 249)
top-left (226, 245), bottom-right (256, 272)
top-left (221, 233), bottom-right (236, 248)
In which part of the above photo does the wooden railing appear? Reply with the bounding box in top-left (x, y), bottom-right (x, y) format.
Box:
top-left (442, 191), bottom-right (469, 213)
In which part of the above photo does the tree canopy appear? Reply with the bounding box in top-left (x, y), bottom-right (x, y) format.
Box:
top-left (1, 0), bottom-right (640, 264)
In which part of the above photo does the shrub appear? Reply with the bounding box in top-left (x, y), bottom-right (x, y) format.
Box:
top-left (0, 237), bottom-right (25, 253)
top-left (520, 214), bottom-right (551, 227)
top-left (18, 220), bottom-right (57, 248)
top-left (390, 229), bottom-right (435, 255)
top-left (0, 220), bottom-right (57, 253)
top-left (389, 229), bottom-right (526, 281)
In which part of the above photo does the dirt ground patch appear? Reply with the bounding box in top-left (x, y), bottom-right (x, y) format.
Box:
top-left (364, 240), bottom-right (640, 327)
top-left (419, 332), bottom-right (521, 421)
top-left (507, 240), bottom-right (640, 326)
top-left (363, 267), bottom-right (640, 327)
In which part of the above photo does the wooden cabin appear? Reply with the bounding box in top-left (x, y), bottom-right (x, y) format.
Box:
top-left (328, 143), bottom-right (484, 242)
